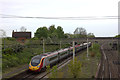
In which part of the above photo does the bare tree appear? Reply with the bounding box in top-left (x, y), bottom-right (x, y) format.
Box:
top-left (20, 26), bottom-right (27, 32)
top-left (87, 33), bottom-right (95, 37)
top-left (74, 27), bottom-right (87, 35)
top-left (0, 29), bottom-right (6, 38)
top-left (74, 27), bottom-right (87, 38)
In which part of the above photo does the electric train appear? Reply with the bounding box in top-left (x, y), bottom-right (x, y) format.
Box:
top-left (29, 42), bottom-right (91, 72)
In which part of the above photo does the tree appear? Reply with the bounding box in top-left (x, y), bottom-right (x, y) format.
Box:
top-left (115, 34), bottom-right (120, 38)
top-left (56, 26), bottom-right (64, 39)
top-left (48, 25), bottom-right (56, 34)
top-left (20, 26), bottom-right (27, 32)
top-left (87, 33), bottom-right (95, 37)
top-left (64, 33), bottom-right (69, 38)
top-left (34, 27), bottom-right (48, 39)
top-left (74, 27), bottom-right (87, 38)
top-left (0, 29), bottom-right (6, 38)
top-left (48, 25), bottom-right (57, 39)
top-left (34, 25), bottom-right (65, 39)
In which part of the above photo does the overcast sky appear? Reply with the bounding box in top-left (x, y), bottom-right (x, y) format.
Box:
top-left (0, 0), bottom-right (120, 37)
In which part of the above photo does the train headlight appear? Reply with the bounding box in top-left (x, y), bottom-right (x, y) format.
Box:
top-left (37, 65), bottom-right (40, 68)
top-left (29, 65), bottom-right (31, 67)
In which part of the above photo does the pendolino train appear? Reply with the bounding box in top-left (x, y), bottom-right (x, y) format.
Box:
top-left (29, 42), bottom-right (91, 72)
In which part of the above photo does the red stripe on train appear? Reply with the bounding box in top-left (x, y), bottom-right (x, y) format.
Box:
top-left (37, 58), bottom-right (45, 72)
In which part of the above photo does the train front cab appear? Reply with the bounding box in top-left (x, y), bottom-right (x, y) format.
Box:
top-left (29, 56), bottom-right (45, 72)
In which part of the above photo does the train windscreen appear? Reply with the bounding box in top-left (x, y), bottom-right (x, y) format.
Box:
top-left (31, 58), bottom-right (41, 66)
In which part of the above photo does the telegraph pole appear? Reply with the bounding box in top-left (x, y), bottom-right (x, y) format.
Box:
top-left (60, 41), bottom-right (61, 49)
top-left (86, 36), bottom-right (89, 60)
top-left (43, 39), bottom-right (45, 53)
top-left (87, 38), bottom-right (89, 58)
top-left (73, 41), bottom-right (75, 63)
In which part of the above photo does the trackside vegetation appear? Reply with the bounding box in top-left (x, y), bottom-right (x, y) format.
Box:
top-left (68, 57), bottom-right (82, 78)
top-left (46, 43), bottom-right (101, 78)
top-left (89, 43), bottom-right (101, 59)
top-left (2, 39), bottom-right (70, 73)
top-left (47, 57), bottom-right (82, 78)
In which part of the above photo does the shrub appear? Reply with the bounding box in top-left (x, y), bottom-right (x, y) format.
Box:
top-left (89, 43), bottom-right (101, 58)
top-left (68, 57), bottom-right (82, 78)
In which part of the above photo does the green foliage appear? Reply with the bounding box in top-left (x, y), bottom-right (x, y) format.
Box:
top-left (47, 65), bottom-right (64, 78)
top-left (31, 37), bottom-right (39, 40)
top-left (68, 57), bottom-right (82, 78)
top-left (74, 34), bottom-right (87, 38)
top-left (50, 66), bottom-right (58, 78)
top-left (2, 44), bottom-right (24, 54)
top-left (2, 48), bottom-right (14, 54)
top-left (48, 25), bottom-right (56, 34)
top-left (48, 25), bottom-right (57, 39)
top-left (115, 34), bottom-right (120, 38)
top-left (34, 27), bottom-right (48, 39)
top-left (6, 37), bottom-right (16, 41)
top-left (56, 26), bottom-right (64, 39)
top-left (87, 33), bottom-right (95, 37)
top-left (89, 43), bottom-right (101, 59)
top-left (34, 25), bottom-right (95, 39)
top-left (46, 65), bottom-right (51, 73)
top-left (47, 65), bottom-right (58, 78)
top-left (34, 25), bottom-right (66, 40)
top-left (2, 51), bottom-right (32, 72)
top-left (64, 33), bottom-right (69, 38)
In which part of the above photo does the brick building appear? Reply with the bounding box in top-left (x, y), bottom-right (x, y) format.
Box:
top-left (12, 30), bottom-right (31, 43)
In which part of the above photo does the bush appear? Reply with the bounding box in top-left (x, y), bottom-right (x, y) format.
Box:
top-left (89, 43), bottom-right (101, 58)
top-left (2, 51), bottom-right (32, 71)
top-left (68, 57), bottom-right (82, 78)
top-left (2, 44), bottom-right (24, 55)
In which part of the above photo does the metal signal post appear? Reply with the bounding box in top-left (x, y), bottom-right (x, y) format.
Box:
top-left (43, 39), bottom-right (45, 54)
top-left (87, 38), bottom-right (89, 58)
top-left (73, 41), bottom-right (75, 63)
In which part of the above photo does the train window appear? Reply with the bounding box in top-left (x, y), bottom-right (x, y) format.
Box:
top-left (31, 58), bottom-right (41, 66)
top-left (49, 56), bottom-right (57, 61)
top-left (60, 51), bottom-right (67, 56)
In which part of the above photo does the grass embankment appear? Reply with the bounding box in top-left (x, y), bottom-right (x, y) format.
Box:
top-left (47, 43), bottom-right (101, 78)
top-left (2, 39), bottom-right (70, 74)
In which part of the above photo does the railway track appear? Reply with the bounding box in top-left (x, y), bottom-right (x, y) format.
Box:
top-left (5, 48), bottom-right (86, 80)
top-left (6, 58), bottom-right (71, 80)
top-left (96, 41), bottom-right (119, 79)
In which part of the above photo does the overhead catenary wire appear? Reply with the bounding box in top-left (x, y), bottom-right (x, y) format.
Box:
top-left (0, 14), bottom-right (119, 20)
